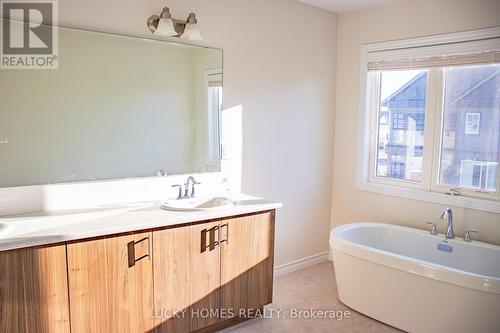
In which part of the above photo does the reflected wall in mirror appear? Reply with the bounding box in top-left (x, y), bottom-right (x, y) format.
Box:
top-left (0, 25), bottom-right (223, 187)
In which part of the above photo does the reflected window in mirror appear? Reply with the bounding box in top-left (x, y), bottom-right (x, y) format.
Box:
top-left (206, 69), bottom-right (223, 166)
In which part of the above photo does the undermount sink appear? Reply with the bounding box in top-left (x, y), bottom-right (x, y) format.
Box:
top-left (160, 197), bottom-right (235, 212)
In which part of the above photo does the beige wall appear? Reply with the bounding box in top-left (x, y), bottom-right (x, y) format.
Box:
top-left (332, 0), bottom-right (500, 245)
top-left (56, 0), bottom-right (336, 266)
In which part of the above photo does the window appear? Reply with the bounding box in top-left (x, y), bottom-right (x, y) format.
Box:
top-left (437, 65), bottom-right (500, 195)
top-left (392, 113), bottom-right (406, 129)
top-left (464, 113), bottom-right (480, 135)
top-left (205, 69), bottom-right (223, 163)
top-left (360, 29), bottom-right (500, 208)
top-left (375, 70), bottom-right (427, 182)
top-left (459, 160), bottom-right (498, 191)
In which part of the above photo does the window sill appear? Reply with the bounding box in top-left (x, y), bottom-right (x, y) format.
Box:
top-left (356, 180), bottom-right (500, 213)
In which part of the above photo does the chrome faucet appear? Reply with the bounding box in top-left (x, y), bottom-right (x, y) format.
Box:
top-left (171, 176), bottom-right (201, 200)
top-left (184, 176), bottom-right (198, 198)
top-left (440, 208), bottom-right (455, 239)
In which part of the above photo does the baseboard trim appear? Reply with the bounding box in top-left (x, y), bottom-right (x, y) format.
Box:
top-left (274, 251), bottom-right (330, 277)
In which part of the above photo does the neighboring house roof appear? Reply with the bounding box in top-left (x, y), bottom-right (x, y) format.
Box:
top-left (381, 72), bottom-right (427, 108)
top-left (382, 66), bottom-right (500, 109)
top-left (448, 68), bottom-right (500, 107)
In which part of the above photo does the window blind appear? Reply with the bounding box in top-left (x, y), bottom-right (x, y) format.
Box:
top-left (207, 73), bottom-right (223, 87)
top-left (367, 51), bottom-right (500, 71)
top-left (366, 36), bottom-right (500, 71)
top-left (208, 80), bottom-right (223, 87)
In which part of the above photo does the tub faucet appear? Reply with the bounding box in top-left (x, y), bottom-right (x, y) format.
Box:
top-left (463, 228), bottom-right (478, 242)
top-left (440, 208), bottom-right (455, 239)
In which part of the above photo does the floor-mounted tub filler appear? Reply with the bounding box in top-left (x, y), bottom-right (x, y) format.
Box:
top-left (330, 223), bottom-right (500, 333)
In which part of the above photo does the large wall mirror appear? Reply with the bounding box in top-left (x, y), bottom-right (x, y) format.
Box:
top-left (0, 26), bottom-right (223, 187)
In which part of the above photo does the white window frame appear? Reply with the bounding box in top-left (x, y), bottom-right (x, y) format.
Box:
top-left (357, 27), bottom-right (500, 213)
top-left (367, 69), bottom-right (439, 191)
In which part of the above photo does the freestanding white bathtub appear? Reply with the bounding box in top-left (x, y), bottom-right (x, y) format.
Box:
top-left (330, 223), bottom-right (500, 333)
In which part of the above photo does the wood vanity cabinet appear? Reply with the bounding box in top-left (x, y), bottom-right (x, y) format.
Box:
top-left (152, 210), bottom-right (275, 333)
top-left (152, 221), bottom-right (221, 333)
top-left (220, 211), bottom-right (275, 313)
top-left (66, 231), bottom-right (155, 333)
top-left (0, 244), bottom-right (70, 333)
top-left (0, 210), bottom-right (275, 333)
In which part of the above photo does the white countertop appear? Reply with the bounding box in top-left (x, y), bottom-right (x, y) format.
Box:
top-left (0, 193), bottom-right (281, 252)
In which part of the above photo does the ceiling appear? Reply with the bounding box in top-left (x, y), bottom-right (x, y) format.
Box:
top-left (297, 0), bottom-right (406, 13)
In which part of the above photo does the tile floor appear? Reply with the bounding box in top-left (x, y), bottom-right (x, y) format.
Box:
top-left (223, 262), bottom-right (401, 333)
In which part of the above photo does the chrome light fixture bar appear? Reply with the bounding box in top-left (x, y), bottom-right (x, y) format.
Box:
top-left (147, 7), bottom-right (202, 41)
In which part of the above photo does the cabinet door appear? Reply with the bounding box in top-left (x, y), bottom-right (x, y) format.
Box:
top-left (152, 222), bottom-right (220, 333)
top-left (0, 244), bottom-right (70, 333)
top-left (67, 231), bottom-right (154, 333)
top-left (220, 211), bottom-right (275, 314)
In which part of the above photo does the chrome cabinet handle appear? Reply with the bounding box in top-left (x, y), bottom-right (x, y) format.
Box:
top-left (425, 221), bottom-right (438, 235)
top-left (463, 229), bottom-right (478, 242)
top-left (201, 224), bottom-right (228, 253)
top-left (201, 226), bottom-right (219, 253)
top-left (220, 223), bottom-right (229, 245)
top-left (127, 236), bottom-right (151, 268)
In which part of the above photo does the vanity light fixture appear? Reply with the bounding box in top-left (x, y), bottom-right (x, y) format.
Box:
top-left (147, 7), bottom-right (203, 41)
top-left (152, 7), bottom-right (177, 36)
top-left (180, 13), bottom-right (202, 41)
